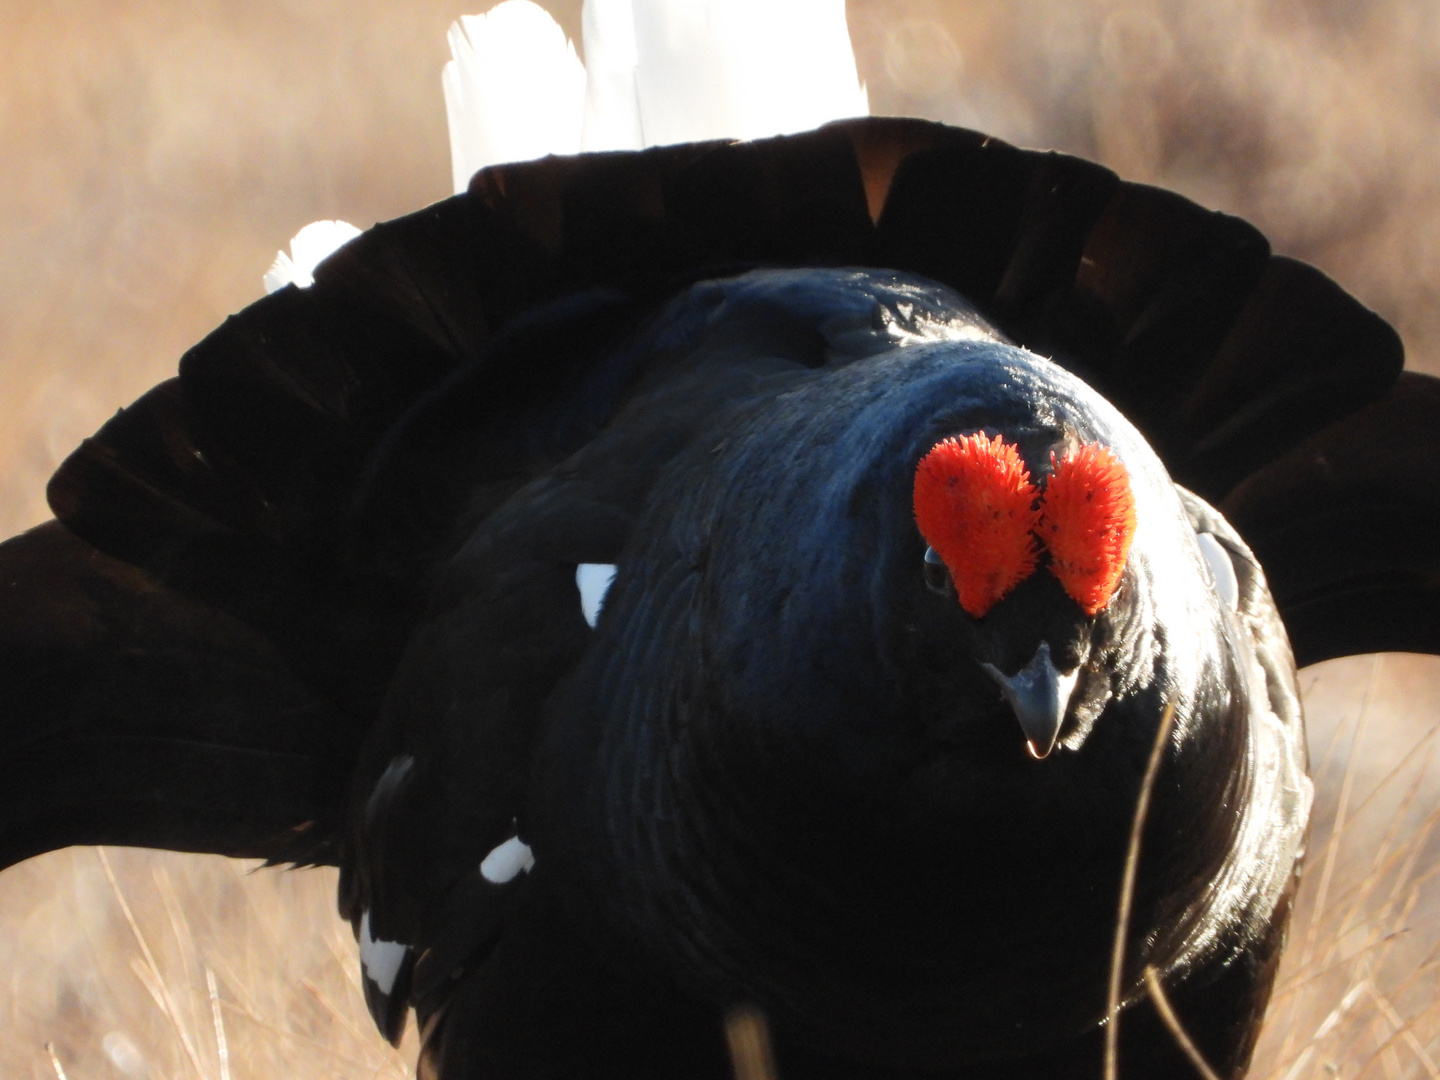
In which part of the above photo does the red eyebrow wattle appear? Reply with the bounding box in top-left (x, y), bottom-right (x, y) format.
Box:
top-left (1040, 444), bottom-right (1137, 616)
top-left (913, 434), bottom-right (1041, 618)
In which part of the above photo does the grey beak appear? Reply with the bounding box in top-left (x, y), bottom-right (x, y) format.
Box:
top-left (980, 642), bottom-right (1080, 759)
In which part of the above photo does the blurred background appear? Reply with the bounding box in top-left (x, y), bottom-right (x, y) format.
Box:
top-left (1, 1), bottom-right (1437, 1077)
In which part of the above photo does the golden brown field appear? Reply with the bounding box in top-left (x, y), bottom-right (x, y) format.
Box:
top-left (2, 2), bottom-right (1437, 1077)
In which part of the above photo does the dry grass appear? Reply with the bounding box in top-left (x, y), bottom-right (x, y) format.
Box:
top-left (2, 1), bottom-right (1438, 1077)
top-left (1250, 655), bottom-right (1440, 1080)
top-left (0, 848), bottom-right (417, 1080)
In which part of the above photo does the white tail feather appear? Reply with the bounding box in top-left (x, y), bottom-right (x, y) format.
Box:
top-left (581, 0), bottom-right (645, 152)
top-left (444, 0), bottom-right (869, 190)
top-left (629, 0), bottom-right (868, 146)
top-left (262, 219), bottom-right (361, 293)
top-left (443, 2), bottom-right (588, 194)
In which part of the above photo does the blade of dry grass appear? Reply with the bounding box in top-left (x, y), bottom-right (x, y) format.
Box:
top-left (208, 966), bottom-right (231, 1080)
top-left (1145, 966), bottom-right (1222, 1080)
top-left (1105, 699), bottom-right (1177, 1080)
top-left (725, 1006), bottom-right (778, 1080)
top-left (97, 847), bottom-right (209, 1079)
top-left (44, 1042), bottom-right (68, 1080)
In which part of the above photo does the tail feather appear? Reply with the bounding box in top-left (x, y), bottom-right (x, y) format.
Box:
top-left (1221, 371), bottom-right (1440, 667)
top-left (19, 119), bottom-right (1421, 869)
top-left (443, 4), bottom-right (587, 193)
top-left (54, 122), bottom-right (1400, 605)
top-left (0, 521), bottom-right (350, 870)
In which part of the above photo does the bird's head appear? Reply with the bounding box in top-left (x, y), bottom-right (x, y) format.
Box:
top-left (657, 334), bottom-right (1175, 789)
top-left (912, 431), bottom-right (1138, 759)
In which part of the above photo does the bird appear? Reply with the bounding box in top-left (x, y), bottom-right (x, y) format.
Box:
top-left (0, 114), bottom-right (1437, 1080)
top-left (340, 258), bottom-right (1316, 1080)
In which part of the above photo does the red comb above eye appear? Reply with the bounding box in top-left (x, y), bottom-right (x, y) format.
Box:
top-left (913, 434), bottom-right (1041, 618)
top-left (1040, 444), bottom-right (1137, 616)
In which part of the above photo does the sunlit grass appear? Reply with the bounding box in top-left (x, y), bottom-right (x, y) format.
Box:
top-left (0, 848), bottom-right (416, 1080)
top-left (1250, 654), bottom-right (1440, 1080)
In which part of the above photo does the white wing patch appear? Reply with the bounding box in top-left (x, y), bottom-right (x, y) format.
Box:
top-left (359, 910), bottom-right (409, 997)
top-left (576, 563), bottom-right (618, 628)
top-left (480, 836), bottom-right (536, 884)
top-left (1197, 532), bottom-right (1240, 612)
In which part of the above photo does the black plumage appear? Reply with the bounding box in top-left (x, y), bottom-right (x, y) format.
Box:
top-left (0, 118), bottom-right (1433, 1079)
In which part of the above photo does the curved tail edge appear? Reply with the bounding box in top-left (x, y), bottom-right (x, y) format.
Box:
top-left (1223, 370), bottom-right (1440, 669)
top-left (0, 519), bottom-right (352, 873)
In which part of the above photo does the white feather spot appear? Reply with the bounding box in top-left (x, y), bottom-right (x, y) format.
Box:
top-left (1197, 532), bottom-right (1240, 612)
top-left (480, 836), bottom-right (535, 884)
top-left (263, 220), bottom-right (362, 293)
top-left (576, 563), bottom-right (618, 628)
top-left (359, 910), bottom-right (408, 996)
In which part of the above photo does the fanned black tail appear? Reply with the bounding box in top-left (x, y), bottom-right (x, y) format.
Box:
top-left (0, 117), bottom-right (1429, 869)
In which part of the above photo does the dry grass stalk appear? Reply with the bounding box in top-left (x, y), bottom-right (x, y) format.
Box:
top-left (206, 967), bottom-right (230, 1080)
top-left (1106, 700), bottom-right (1179, 1080)
top-left (725, 1005), bottom-right (779, 1080)
top-left (44, 1043), bottom-right (68, 1080)
top-left (1145, 966), bottom-right (1223, 1080)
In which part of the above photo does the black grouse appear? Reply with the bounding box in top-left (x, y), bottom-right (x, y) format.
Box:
top-left (0, 118), bottom-right (1436, 1080)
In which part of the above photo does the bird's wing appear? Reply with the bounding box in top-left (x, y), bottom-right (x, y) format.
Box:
top-left (338, 461), bottom-right (631, 1044)
top-left (0, 117), bottom-right (1420, 880)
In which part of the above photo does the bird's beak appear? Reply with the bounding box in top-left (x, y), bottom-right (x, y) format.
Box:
top-left (980, 642), bottom-right (1079, 759)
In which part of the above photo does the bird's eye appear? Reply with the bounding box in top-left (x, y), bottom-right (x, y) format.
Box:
top-left (923, 546), bottom-right (951, 595)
